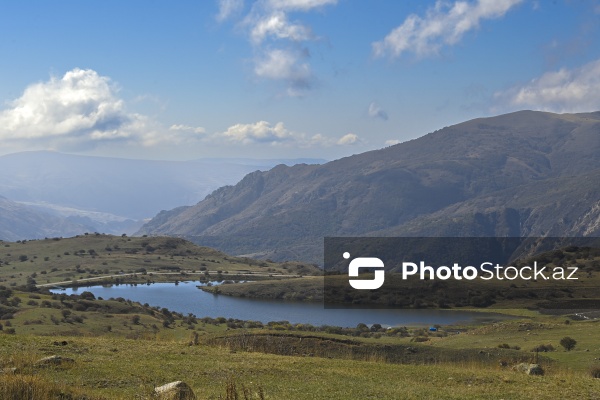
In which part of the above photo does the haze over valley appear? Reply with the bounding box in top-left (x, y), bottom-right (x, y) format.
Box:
top-left (0, 151), bottom-right (325, 240)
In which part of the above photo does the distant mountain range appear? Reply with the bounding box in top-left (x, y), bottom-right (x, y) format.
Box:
top-left (138, 110), bottom-right (600, 263)
top-left (0, 151), bottom-right (325, 240)
top-left (0, 196), bottom-right (87, 241)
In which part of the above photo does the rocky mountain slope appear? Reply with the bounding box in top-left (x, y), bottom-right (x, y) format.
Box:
top-left (138, 110), bottom-right (600, 263)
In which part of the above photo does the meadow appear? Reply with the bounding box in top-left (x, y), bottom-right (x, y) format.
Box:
top-left (0, 235), bottom-right (598, 399)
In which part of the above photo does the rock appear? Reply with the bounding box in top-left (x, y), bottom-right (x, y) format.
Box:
top-left (35, 355), bottom-right (75, 367)
top-left (527, 364), bottom-right (544, 375)
top-left (514, 363), bottom-right (529, 372)
top-left (514, 363), bottom-right (544, 375)
top-left (154, 381), bottom-right (197, 400)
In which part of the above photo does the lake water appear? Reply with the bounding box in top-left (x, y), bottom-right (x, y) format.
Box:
top-left (52, 281), bottom-right (505, 328)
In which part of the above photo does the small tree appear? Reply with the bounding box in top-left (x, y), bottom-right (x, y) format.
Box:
top-left (560, 336), bottom-right (577, 351)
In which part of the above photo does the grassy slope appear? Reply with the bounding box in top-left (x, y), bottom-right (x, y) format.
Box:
top-left (0, 330), bottom-right (599, 399)
top-left (0, 236), bottom-right (598, 398)
top-left (0, 234), bottom-right (319, 288)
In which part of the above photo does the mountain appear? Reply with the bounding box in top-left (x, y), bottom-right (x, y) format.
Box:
top-left (0, 151), bottom-right (326, 236)
top-left (137, 110), bottom-right (600, 263)
top-left (0, 196), bottom-right (88, 241)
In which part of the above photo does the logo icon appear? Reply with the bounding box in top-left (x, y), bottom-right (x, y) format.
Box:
top-left (345, 252), bottom-right (385, 290)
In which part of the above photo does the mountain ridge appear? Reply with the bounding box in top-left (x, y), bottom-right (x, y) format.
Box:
top-left (138, 110), bottom-right (600, 263)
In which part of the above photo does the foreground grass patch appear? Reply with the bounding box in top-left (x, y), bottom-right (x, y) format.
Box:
top-left (0, 334), bottom-right (598, 399)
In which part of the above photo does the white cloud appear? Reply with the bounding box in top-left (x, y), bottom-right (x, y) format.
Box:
top-left (385, 139), bottom-right (400, 146)
top-left (368, 102), bottom-right (388, 121)
top-left (219, 120), bottom-right (357, 147)
top-left (169, 124), bottom-right (206, 134)
top-left (250, 11), bottom-right (312, 44)
top-left (254, 48), bottom-right (312, 95)
top-left (337, 133), bottom-right (359, 145)
top-left (216, 0), bottom-right (244, 22)
top-left (0, 68), bottom-right (207, 151)
top-left (266, 0), bottom-right (337, 11)
top-left (222, 120), bottom-right (294, 144)
top-left (373, 0), bottom-right (522, 59)
top-left (220, 0), bottom-right (336, 95)
top-left (494, 59), bottom-right (600, 113)
top-left (0, 68), bottom-right (137, 143)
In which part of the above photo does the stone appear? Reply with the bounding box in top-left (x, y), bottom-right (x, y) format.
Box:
top-left (155, 381), bottom-right (197, 400)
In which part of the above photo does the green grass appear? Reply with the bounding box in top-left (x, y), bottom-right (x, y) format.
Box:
top-left (0, 236), bottom-right (599, 398)
top-left (1, 288), bottom-right (599, 399)
top-left (0, 333), bottom-right (599, 400)
top-left (0, 235), bottom-right (320, 289)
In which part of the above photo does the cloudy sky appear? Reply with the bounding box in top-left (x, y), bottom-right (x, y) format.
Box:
top-left (1, 0), bottom-right (599, 160)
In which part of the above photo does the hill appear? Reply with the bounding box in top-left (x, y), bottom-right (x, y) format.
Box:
top-left (138, 110), bottom-right (600, 263)
top-left (0, 234), bottom-right (319, 289)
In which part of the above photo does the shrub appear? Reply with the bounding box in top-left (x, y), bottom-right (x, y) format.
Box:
top-left (560, 336), bottom-right (577, 351)
top-left (531, 344), bottom-right (554, 352)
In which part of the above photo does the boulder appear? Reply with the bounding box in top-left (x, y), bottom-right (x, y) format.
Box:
top-left (155, 381), bottom-right (197, 400)
top-left (527, 364), bottom-right (544, 376)
top-left (514, 363), bottom-right (544, 375)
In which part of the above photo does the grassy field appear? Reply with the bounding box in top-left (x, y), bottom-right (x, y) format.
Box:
top-left (0, 236), bottom-right (598, 399)
top-left (0, 234), bottom-right (320, 289)
top-left (0, 325), bottom-right (599, 399)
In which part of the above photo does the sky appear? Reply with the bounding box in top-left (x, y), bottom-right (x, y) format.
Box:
top-left (0, 0), bottom-right (599, 161)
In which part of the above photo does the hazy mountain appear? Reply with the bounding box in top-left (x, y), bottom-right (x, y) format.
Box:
top-left (138, 110), bottom-right (600, 263)
top-left (0, 151), bottom-right (326, 235)
top-left (0, 196), bottom-right (88, 241)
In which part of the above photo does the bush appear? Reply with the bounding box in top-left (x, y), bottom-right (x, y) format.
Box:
top-left (531, 344), bottom-right (554, 352)
top-left (590, 366), bottom-right (600, 379)
top-left (560, 336), bottom-right (577, 351)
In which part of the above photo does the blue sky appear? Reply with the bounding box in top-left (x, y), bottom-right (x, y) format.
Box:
top-left (0, 0), bottom-right (599, 160)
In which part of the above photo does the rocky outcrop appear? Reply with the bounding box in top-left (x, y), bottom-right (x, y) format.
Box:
top-left (155, 381), bottom-right (197, 400)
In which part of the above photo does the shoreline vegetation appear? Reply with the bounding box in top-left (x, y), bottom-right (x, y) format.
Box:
top-left (0, 235), bottom-right (599, 398)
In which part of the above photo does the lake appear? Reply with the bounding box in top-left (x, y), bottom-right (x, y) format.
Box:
top-left (52, 281), bottom-right (507, 328)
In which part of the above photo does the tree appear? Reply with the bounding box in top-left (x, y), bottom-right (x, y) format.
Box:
top-left (560, 336), bottom-right (577, 351)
